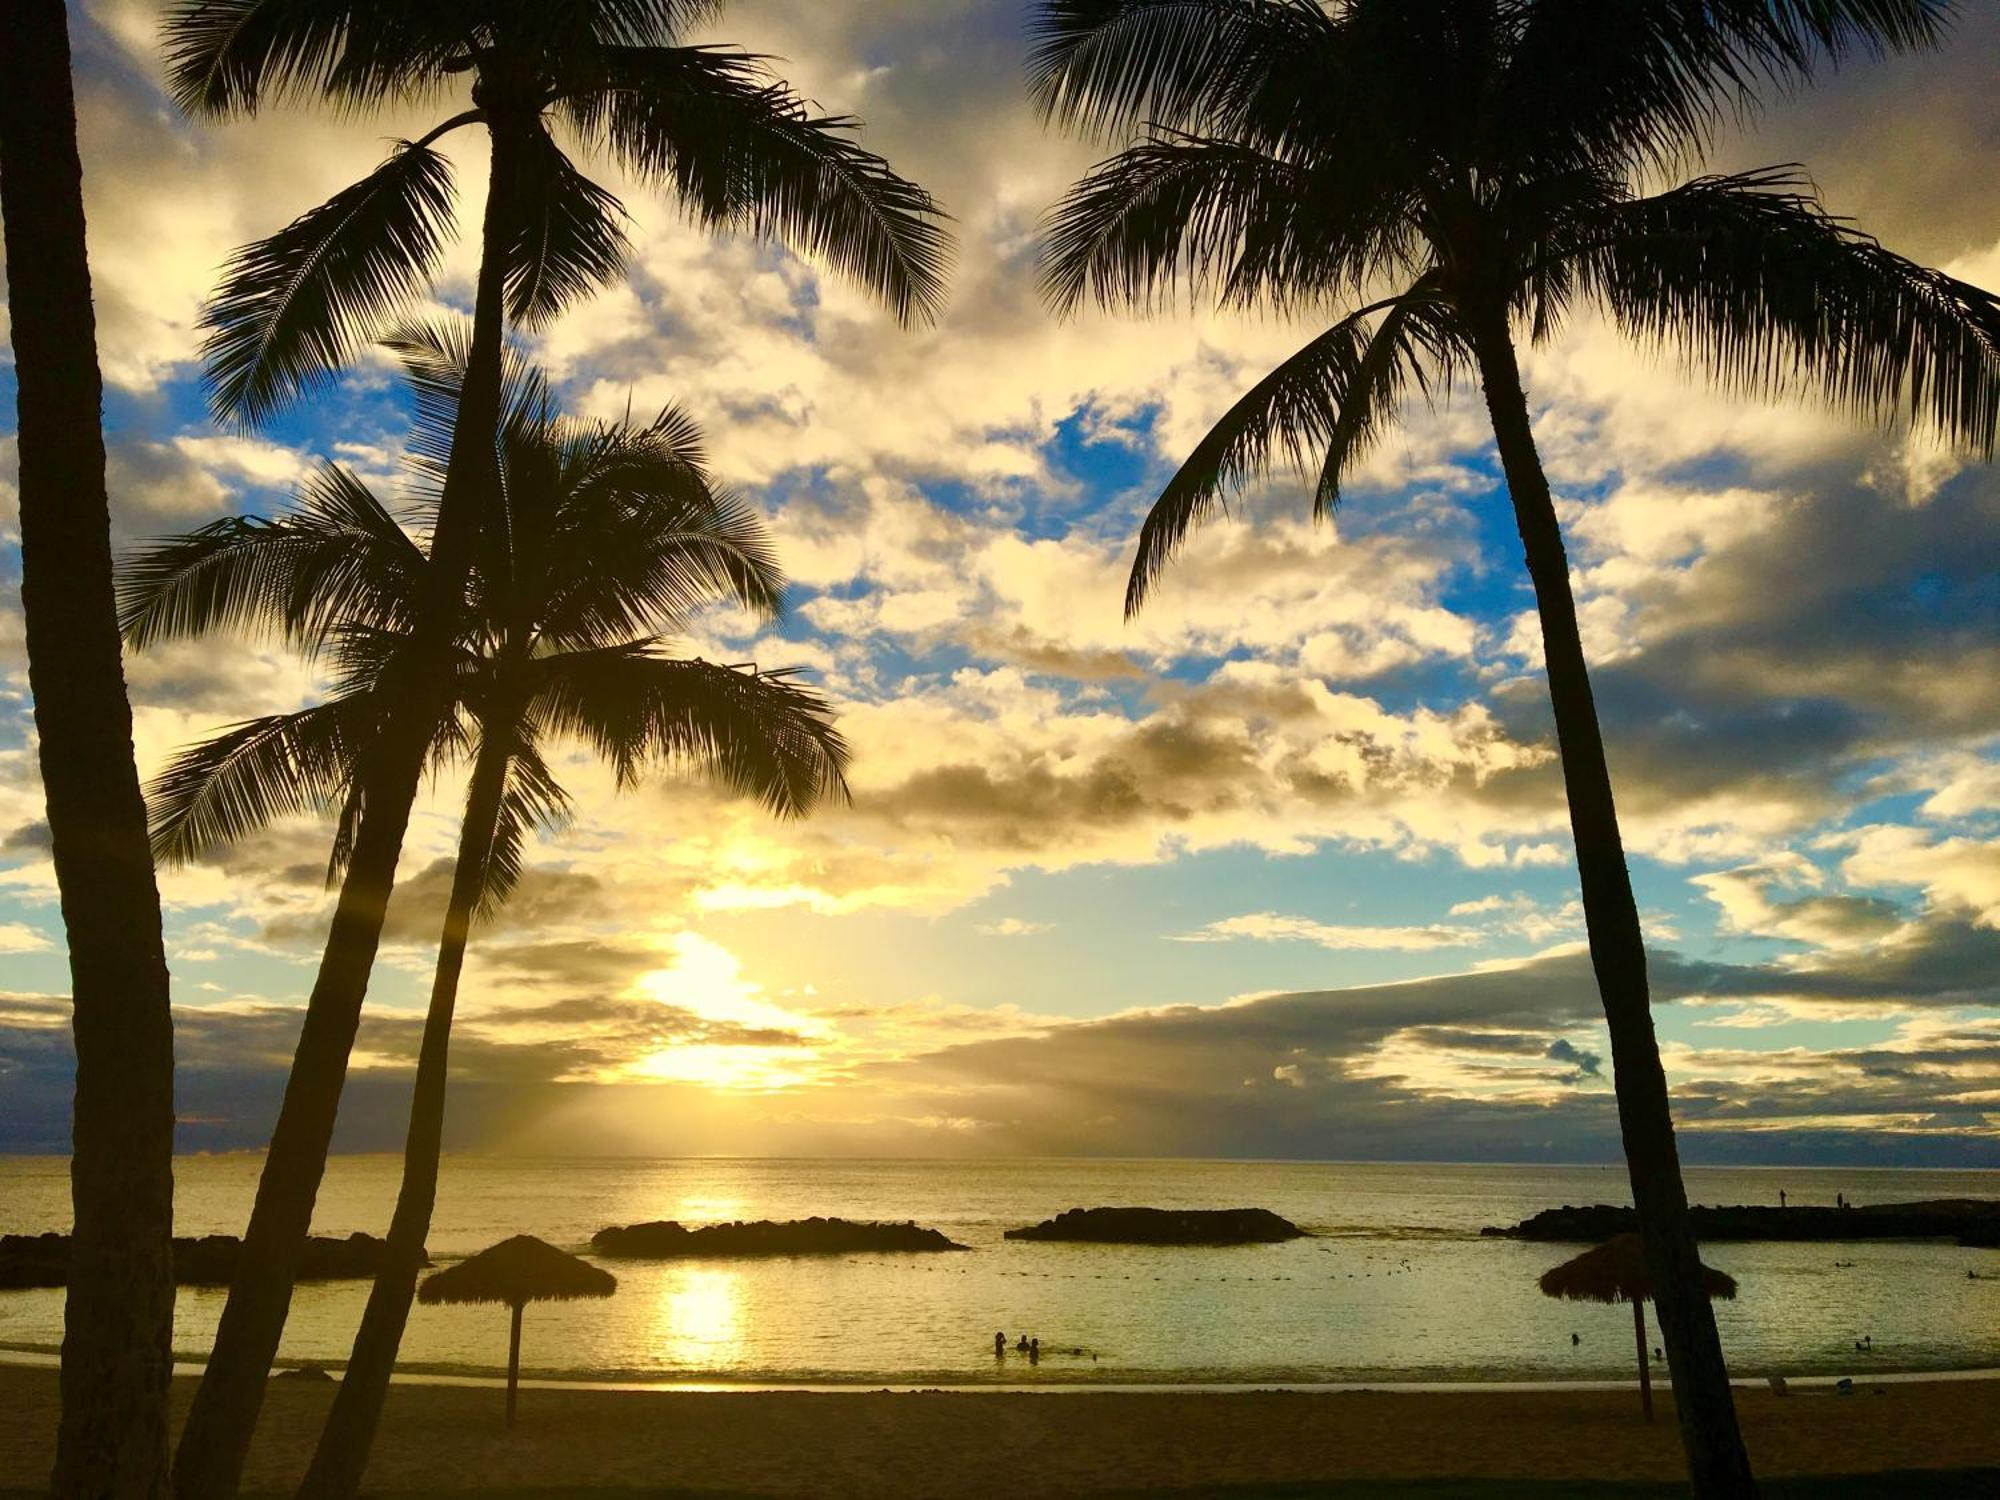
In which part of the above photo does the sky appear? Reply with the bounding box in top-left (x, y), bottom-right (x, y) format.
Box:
top-left (1, 1), bottom-right (1998, 1165)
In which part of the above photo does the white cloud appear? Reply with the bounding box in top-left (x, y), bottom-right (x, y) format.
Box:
top-left (1175, 913), bottom-right (1477, 952)
top-left (0, 922), bottom-right (52, 955)
top-left (1837, 827), bottom-right (2000, 928)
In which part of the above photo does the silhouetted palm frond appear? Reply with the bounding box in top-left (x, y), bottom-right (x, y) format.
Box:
top-left (561, 44), bottom-right (952, 326)
top-left (147, 696), bottom-right (373, 864)
top-left (496, 126), bottom-right (633, 327)
top-left (1312, 286), bottom-right (1467, 518)
top-left (161, 0), bottom-right (464, 118)
top-left (173, 0), bottom-right (949, 438)
top-left (529, 646), bottom-right (848, 813)
top-left (477, 735), bottom-right (573, 917)
top-left (379, 318), bottom-right (553, 481)
top-left (1028, 0), bottom-right (1338, 144)
top-left (1572, 169), bottom-right (2000, 453)
top-left (504, 0), bottom-right (722, 53)
top-left (200, 139), bottom-right (456, 426)
top-left (530, 420), bottom-right (783, 648)
top-left (119, 465), bottom-right (426, 652)
top-left (1044, 134), bottom-right (1313, 314)
top-left (1499, 0), bottom-right (1952, 178)
top-left (1126, 291), bottom-right (1443, 614)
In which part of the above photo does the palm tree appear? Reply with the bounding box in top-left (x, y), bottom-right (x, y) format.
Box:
top-left (1030, 3), bottom-right (2000, 1493)
top-left (0, 5), bottom-right (177, 1494)
top-left (122, 333), bottom-right (849, 1497)
top-left (158, 5), bottom-right (943, 1490)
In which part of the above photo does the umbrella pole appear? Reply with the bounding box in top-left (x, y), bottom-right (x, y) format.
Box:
top-left (506, 1300), bottom-right (523, 1430)
top-left (1633, 1298), bottom-right (1653, 1422)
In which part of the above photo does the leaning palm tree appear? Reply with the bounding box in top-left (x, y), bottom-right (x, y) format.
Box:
top-left (1031, 3), bottom-right (2000, 1493)
top-left (122, 334), bottom-right (848, 1498)
top-left (1, 5), bottom-right (177, 1495)
top-left (158, 4), bottom-right (942, 1489)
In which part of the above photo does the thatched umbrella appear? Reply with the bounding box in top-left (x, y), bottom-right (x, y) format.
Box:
top-left (418, 1235), bottom-right (616, 1427)
top-left (1539, 1233), bottom-right (1736, 1422)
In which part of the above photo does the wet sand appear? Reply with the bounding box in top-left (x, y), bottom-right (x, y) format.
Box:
top-left (1, 1363), bottom-right (1996, 1495)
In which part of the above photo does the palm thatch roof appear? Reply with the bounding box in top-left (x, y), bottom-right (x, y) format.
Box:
top-left (1538, 1233), bottom-right (1737, 1306)
top-left (417, 1235), bottom-right (617, 1308)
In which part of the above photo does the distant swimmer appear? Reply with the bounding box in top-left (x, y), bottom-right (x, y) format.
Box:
top-left (994, 1330), bottom-right (1006, 1358)
top-left (1029, 1338), bottom-right (1041, 1365)
top-left (1779, 1189), bottom-right (1787, 1209)
top-left (1016, 1334), bottom-right (1031, 1352)
top-left (1855, 1335), bottom-right (1873, 1352)
top-left (1571, 1333), bottom-right (1580, 1347)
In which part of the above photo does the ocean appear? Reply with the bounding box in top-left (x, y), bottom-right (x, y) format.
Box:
top-left (2, 1156), bottom-right (1996, 1387)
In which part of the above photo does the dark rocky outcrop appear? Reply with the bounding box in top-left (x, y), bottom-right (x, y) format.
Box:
top-left (589, 1216), bottom-right (967, 1258)
top-left (1003, 1207), bottom-right (1306, 1245)
top-left (0, 1231), bottom-right (417, 1290)
top-left (1483, 1199), bottom-right (2000, 1247)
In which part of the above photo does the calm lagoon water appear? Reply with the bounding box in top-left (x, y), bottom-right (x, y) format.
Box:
top-left (3, 1156), bottom-right (1996, 1386)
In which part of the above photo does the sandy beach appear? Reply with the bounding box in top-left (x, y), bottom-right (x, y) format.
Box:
top-left (2, 1364), bottom-right (1996, 1496)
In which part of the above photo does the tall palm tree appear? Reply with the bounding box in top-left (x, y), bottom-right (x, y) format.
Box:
top-left (0, 5), bottom-right (177, 1494)
top-left (1030, 3), bottom-right (2000, 1493)
top-left (122, 333), bottom-right (849, 1497)
top-left (159, 5), bottom-right (943, 1490)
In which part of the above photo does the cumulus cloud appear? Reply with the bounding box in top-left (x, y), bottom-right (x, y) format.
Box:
top-left (976, 918), bottom-right (1051, 937)
top-left (1174, 913), bottom-right (1477, 953)
top-left (1693, 857), bottom-right (1908, 952)
top-left (0, 923), bottom-right (52, 954)
top-left (1545, 1037), bottom-right (1604, 1083)
top-left (2, 0), bottom-right (1997, 1168)
top-left (10, 925), bottom-right (1993, 1159)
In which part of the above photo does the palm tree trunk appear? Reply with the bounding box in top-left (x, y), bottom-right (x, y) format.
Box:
top-left (296, 732), bottom-right (513, 1499)
top-left (171, 119), bottom-right (533, 1500)
top-left (1634, 1299), bottom-right (1654, 1422)
top-left (0, 7), bottom-right (178, 1495)
top-left (1464, 305), bottom-right (1755, 1498)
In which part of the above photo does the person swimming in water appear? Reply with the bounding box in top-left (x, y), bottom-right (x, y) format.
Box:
top-left (994, 1330), bottom-right (1006, 1358)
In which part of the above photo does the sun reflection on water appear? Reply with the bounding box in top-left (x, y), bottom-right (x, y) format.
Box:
top-left (648, 1267), bottom-right (744, 1366)
top-left (675, 1195), bottom-right (749, 1222)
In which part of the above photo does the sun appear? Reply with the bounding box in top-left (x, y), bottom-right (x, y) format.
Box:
top-left (622, 933), bottom-right (826, 1092)
top-left (625, 1042), bottom-right (817, 1092)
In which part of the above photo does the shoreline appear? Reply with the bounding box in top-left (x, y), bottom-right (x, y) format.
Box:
top-left (4, 1345), bottom-right (1997, 1395)
top-left (4, 1363), bottom-right (1998, 1494)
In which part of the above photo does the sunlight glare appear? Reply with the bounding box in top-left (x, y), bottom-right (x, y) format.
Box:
top-left (645, 1267), bottom-right (743, 1368)
top-left (624, 933), bottom-right (825, 1092)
